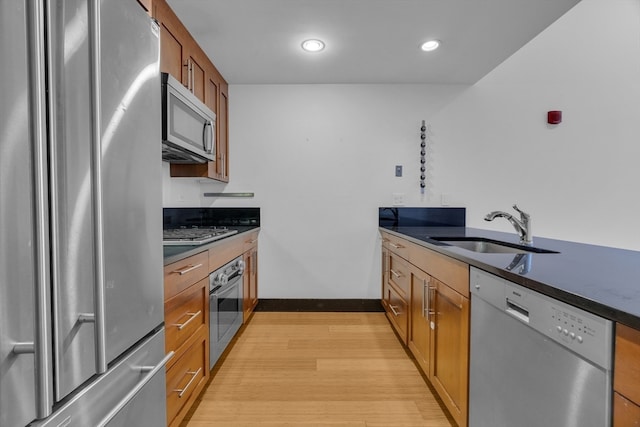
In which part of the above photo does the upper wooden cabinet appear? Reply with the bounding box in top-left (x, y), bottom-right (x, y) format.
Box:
top-left (152, 0), bottom-right (230, 182)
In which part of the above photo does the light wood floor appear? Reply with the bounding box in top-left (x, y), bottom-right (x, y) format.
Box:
top-left (183, 312), bottom-right (455, 427)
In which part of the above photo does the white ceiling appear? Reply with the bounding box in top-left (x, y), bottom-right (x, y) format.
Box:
top-left (166, 0), bottom-right (581, 85)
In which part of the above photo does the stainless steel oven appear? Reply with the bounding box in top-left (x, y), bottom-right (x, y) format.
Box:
top-left (210, 257), bottom-right (245, 369)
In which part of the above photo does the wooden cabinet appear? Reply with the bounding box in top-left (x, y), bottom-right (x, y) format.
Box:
top-left (155, 0), bottom-right (186, 86)
top-left (217, 83), bottom-right (229, 181)
top-left (380, 230), bottom-right (470, 427)
top-left (381, 236), bottom-right (410, 344)
top-left (161, 231), bottom-right (260, 426)
top-left (430, 277), bottom-right (469, 427)
top-left (614, 323), bottom-right (640, 426)
top-left (243, 232), bottom-right (259, 322)
top-left (152, 0), bottom-right (230, 182)
top-left (384, 282), bottom-right (409, 343)
top-left (165, 277), bottom-right (208, 355)
top-left (166, 331), bottom-right (208, 427)
top-left (154, 0), bottom-right (204, 102)
top-left (164, 251), bottom-right (210, 427)
top-left (408, 265), bottom-right (431, 375)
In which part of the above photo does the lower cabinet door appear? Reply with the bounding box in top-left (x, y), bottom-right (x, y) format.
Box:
top-left (409, 266), bottom-right (431, 374)
top-left (614, 392), bottom-right (640, 427)
top-left (166, 330), bottom-right (208, 426)
top-left (431, 279), bottom-right (469, 427)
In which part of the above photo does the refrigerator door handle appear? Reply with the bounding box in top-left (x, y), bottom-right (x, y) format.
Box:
top-left (12, 343), bottom-right (36, 354)
top-left (27, 0), bottom-right (54, 418)
top-left (78, 313), bottom-right (96, 323)
top-left (95, 351), bottom-right (174, 427)
top-left (88, 0), bottom-right (108, 374)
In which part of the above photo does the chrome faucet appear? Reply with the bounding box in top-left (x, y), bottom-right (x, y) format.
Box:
top-left (484, 204), bottom-right (532, 245)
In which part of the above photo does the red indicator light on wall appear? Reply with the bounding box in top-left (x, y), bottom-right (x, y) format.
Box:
top-left (547, 110), bottom-right (562, 124)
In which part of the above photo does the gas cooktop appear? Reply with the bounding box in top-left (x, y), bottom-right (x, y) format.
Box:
top-left (162, 227), bottom-right (238, 246)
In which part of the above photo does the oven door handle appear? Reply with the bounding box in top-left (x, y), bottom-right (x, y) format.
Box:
top-left (211, 277), bottom-right (242, 298)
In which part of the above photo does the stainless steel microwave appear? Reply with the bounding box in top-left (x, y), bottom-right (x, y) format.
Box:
top-left (161, 72), bottom-right (216, 163)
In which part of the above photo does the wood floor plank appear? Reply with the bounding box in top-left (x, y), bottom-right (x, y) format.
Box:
top-left (182, 312), bottom-right (454, 427)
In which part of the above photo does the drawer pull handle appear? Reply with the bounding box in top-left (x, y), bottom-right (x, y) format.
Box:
top-left (422, 279), bottom-right (429, 318)
top-left (389, 243), bottom-right (404, 249)
top-left (247, 239), bottom-right (258, 244)
top-left (390, 269), bottom-right (403, 279)
top-left (173, 263), bottom-right (203, 276)
top-left (174, 367), bottom-right (202, 398)
top-left (389, 304), bottom-right (401, 317)
top-left (173, 311), bottom-right (202, 330)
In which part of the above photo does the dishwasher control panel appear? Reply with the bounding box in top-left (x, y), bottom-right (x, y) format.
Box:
top-left (470, 267), bottom-right (612, 369)
top-left (541, 296), bottom-right (611, 369)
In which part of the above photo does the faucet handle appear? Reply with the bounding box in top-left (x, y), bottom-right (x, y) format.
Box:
top-left (512, 204), bottom-right (530, 220)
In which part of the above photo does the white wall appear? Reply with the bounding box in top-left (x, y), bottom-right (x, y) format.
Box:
top-left (163, 84), bottom-right (467, 298)
top-left (163, 0), bottom-right (640, 298)
top-left (431, 0), bottom-right (640, 249)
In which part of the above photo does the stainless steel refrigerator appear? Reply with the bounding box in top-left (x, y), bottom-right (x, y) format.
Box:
top-left (0, 1), bottom-right (168, 426)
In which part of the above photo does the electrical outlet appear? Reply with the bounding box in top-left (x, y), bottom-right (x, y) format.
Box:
top-left (392, 193), bottom-right (405, 206)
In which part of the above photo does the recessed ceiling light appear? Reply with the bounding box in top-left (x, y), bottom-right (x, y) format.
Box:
top-left (301, 39), bottom-right (325, 52)
top-left (421, 40), bottom-right (440, 52)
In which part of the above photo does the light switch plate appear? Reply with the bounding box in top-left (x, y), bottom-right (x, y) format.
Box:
top-left (395, 165), bottom-right (403, 177)
top-left (392, 193), bottom-right (405, 206)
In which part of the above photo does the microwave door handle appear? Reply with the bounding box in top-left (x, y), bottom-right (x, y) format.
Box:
top-left (203, 120), bottom-right (214, 154)
top-left (210, 121), bottom-right (215, 156)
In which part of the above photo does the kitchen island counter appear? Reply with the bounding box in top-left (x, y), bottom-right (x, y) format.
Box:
top-left (381, 226), bottom-right (640, 329)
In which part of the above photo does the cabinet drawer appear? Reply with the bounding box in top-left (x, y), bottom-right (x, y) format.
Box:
top-left (385, 284), bottom-right (408, 344)
top-left (209, 235), bottom-right (244, 271)
top-left (388, 252), bottom-right (410, 298)
top-left (614, 392), bottom-right (640, 427)
top-left (166, 331), bottom-right (208, 425)
top-left (382, 232), bottom-right (410, 260)
top-left (164, 251), bottom-right (209, 299)
top-left (243, 230), bottom-right (259, 252)
top-left (615, 324), bottom-right (640, 405)
top-left (165, 277), bottom-right (208, 354)
top-left (409, 245), bottom-right (469, 298)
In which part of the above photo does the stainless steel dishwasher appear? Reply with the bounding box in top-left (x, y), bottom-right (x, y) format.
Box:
top-left (469, 267), bottom-right (612, 427)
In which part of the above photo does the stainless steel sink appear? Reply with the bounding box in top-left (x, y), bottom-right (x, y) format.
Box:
top-left (430, 237), bottom-right (558, 254)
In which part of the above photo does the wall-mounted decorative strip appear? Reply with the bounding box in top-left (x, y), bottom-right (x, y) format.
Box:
top-left (203, 192), bottom-right (255, 198)
top-left (420, 120), bottom-right (427, 194)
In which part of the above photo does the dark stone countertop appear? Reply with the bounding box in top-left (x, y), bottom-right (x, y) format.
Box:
top-left (163, 226), bottom-right (260, 266)
top-left (380, 226), bottom-right (640, 329)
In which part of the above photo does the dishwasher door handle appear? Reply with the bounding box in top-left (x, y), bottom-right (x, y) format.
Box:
top-left (506, 298), bottom-right (530, 323)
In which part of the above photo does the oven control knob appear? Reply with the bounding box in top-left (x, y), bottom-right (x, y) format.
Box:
top-left (235, 259), bottom-right (245, 270)
top-left (215, 273), bottom-right (228, 286)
